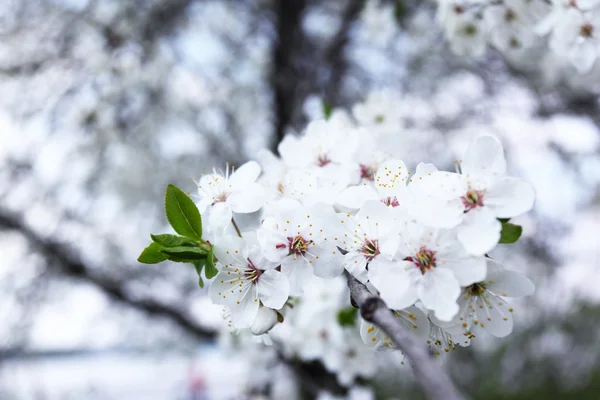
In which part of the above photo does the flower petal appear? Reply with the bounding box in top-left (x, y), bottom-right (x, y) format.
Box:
top-left (229, 183), bottom-right (267, 213)
top-left (457, 207), bottom-right (501, 256)
top-left (462, 135), bottom-right (506, 177)
top-left (228, 161), bottom-right (261, 189)
top-left (368, 260), bottom-right (414, 310)
top-left (207, 202), bottom-right (233, 233)
top-left (418, 268), bottom-right (461, 321)
top-left (337, 184), bottom-right (379, 209)
top-left (474, 293), bottom-right (513, 338)
top-left (310, 244), bottom-right (344, 278)
top-left (257, 269), bottom-right (290, 309)
top-left (485, 177), bottom-right (535, 218)
top-left (442, 255), bottom-right (487, 286)
top-left (485, 259), bottom-right (535, 297)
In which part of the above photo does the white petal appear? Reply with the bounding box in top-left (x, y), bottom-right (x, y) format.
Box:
top-left (368, 260), bottom-right (414, 310)
top-left (374, 159), bottom-right (409, 188)
top-left (462, 135), bottom-right (506, 177)
top-left (228, 183), bottom-right (267, 213)
top-left (310, 244), bottom-right (344, 278)
top-left (344, 253), bottom-right (369, 284)
top-left (208, 202), bottom-right (233, 233)
top-left (418, 171), bottom-right (468, 202)
top-left (418, 268), bottom-right (461, 322)
top-left (485, 177), bottom-right (535, 218)
top-left (474, 294), bottom-right (513, 338)
top-left (337, 184), bottom-right (379, 209)
top-left (400, 306), bottom-right (430, 339)
top-left (230, 290), bottom-right (260, 329)
top-left (257, 217), bottom-right (288, 262)
top-left (442, 255), bottom-right (487, 286)
top-left (228, 161), bottom-right (261, 189)
top-left (257, 269), bottom-right (290, 309)
top-left (281, 256), bottom-right (313, 296)
top-left (209, 271), bottom-right (245, 306)
top-left (485, 259), bottom-right (535, 297)
top-left (213, 235), bottom-right (248, 266)
top-left (457, 208), bottom-right (501, 256)
top-left (569, 40), bottom-right (597, 74)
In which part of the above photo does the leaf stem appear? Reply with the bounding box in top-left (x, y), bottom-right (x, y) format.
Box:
top-left (231, 217), bottom-right (243, 238)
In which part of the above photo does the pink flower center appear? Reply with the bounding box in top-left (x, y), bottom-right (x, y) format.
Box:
top-left (461, 188), bottom-right (485, 211)
top-left (406, 246), bottom-right (437, 274)
top-left (317, 154), bottom-right (332, 167)
top-left (360, 239), bottom-right (380, 261)
top-left (381, 196), bottom-right (400, 207)
top-left (288, 235), bottom-right (314, 255)
top-left (360, 164), bottom-right (374, 181)
top-left (211, 192), bottom-right (229, 205)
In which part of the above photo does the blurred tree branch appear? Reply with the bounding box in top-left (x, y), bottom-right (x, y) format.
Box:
top-left (0, 209), bottom-right (216, 341)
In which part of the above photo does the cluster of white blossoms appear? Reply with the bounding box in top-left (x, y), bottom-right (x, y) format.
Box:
top-left (435, 0), bottom-right (600, 74)
top-left (194, 92), bottom-right (535, 384)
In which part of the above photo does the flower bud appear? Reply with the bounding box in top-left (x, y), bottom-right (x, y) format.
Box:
top-left (250, 306), bottom-right (278, 335)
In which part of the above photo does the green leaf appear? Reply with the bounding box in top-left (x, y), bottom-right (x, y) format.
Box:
top-left (337, 306), bottom-right (358, 327)
top-left (138, 242), bottom-right (169, 264)
top-left (499, 222), bottom-right (522, 244)
top-left (276, 311), bottom-right (284, 323)
top-left (165, 184), bottom-right (203, 241)
top-left (193, 261), bottom-right (205, 288)
top-left (151, 234), bottom-right (195, 247)
top-left (498, 218), bottom-right (511, 224)
top-left (159, 246), bottom-right (209, 261)
top-left (204, 245), bottom-right (218, 279)
top-left (322, 101), bottom-right (333, 120)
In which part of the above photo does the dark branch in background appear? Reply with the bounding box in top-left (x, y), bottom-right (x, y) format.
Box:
top-left (346, 271), bottom-right (468, 400)
top-left (270, 0), bottom-right (365, 153)
top-left (0, 209), bottom-right (216, 341)
top-left (270, 0), bottom-right (307, 151)
top-left (322, 0), bottom-right (363, 107)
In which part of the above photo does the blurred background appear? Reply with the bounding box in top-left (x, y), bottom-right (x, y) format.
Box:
top-left (1, 0), bottom-right (600, 399)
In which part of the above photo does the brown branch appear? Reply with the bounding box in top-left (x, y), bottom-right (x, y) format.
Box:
top-left (0, 209), bottom-right (216, 341)
top-left (346, 271), bottom-right (468, 400)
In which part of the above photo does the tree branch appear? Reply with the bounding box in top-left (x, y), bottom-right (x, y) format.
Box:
top-left (345, 271), bottom-right (467, 400)
top-left (0, 209), bottom-right (216, 341)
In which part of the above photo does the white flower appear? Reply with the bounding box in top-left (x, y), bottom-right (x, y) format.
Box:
top-left (209, 235), bottom-right (290, 329)
top-left (196, 161), bottom-right (266, 234)
top-left (440, 4), bottom-right (488, 58)
top-left (337, 159), bottom-right (411, 211)
top-left (460, 258), bottom-right (534, 337)
top-left (418, 136), bottom-right (535, 255)
top-left (360, 305), bottom-right (430, 351)
top-left (427, 310), bottom-right (474, 355)
top-left (370, 221), bottom-right (486, 321)
top-left (336, 200), bottom-right (399, 284)
top-left (258, 199), bottom-right (343, 295)
top-left (352, 90), bottom-right (404, 134)
top-left (278, 119), bottom-right (360, 188)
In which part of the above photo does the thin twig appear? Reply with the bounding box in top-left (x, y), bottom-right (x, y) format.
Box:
top-left (345, 271), bottom-right (467, 400)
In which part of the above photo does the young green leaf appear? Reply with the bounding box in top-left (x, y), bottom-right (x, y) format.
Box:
top-left (138, 242), bottom-right (169, 264)
top-left (499, 222), bottom-right (522, 244)
top-left (193, 261), bottom-right (205, 288)
top-left (165, 184), bottom-right (203, 241)
top-left (150, 234), bottom-right (195, 247)
top-left (159, 246), bottom-right (209, 261)
top-left (204, 245), bottom-right (218, 279)
top-left (337, 306), bottom-right (358, 327)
